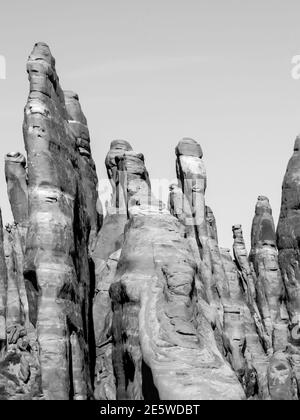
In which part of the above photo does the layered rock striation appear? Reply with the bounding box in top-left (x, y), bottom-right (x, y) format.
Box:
top-left (1, 42), bottom-right (101, 400)
top-left (0, 43), bottom-right (300, 400)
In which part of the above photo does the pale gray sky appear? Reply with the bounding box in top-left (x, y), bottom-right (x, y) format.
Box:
top-left (1, 0), bottom-right (300, 250)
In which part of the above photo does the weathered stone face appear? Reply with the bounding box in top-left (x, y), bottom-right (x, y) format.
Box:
top-left (0, 219), bottom-right (41, 400)
top-left (105, 139), bottom-right (133, 203)
top-left (5, 152), bottom-right (28, 226)
top-left (0, 210), bottom-right (7, 348)
top-left (1, 42), bottom-right (300, 400)
top-left (277, 138), bottom-right (300, 326)
top-left (175, 137), bottom-right (203, 158)
top-left (250, 196), bottom-right (287, 349)
top-left (251, 196), bottom-right (276, 246)
top-left (9, 41), bottom-right (100, 400)
top-left (103, 139), bottom-right (245, 400)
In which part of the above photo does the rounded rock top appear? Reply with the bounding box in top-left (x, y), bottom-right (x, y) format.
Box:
top-left (5, 152), bottom-right (26, 164)
top-left (64, 91), bottom-right (79, 101)
top-left (30, 42), bottom-right (55, 67)
top-left (169, 182), bottom-right (180, 191)
top-left (175, 138), bottom-right (203, 158)
top-left (110, 139), bottom-right (133, 151)
top-left (232, 224), bottom-right (242, 230)
top-left (257, 195), bottom-right (269, 202)
top-left (255, 195), bottom-right (272, 215)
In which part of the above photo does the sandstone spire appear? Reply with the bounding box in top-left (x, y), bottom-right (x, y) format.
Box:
top-left (22, 42), bottom-right (99, 399)
top-left (175, 138), bottom-right (215, 303)
top-left (277, 137), bottom-right (300, 329)
top-left (106, 141), bottom-right (244, 400)
top-left (1, 42), bottom-right (300, 400)
top-left (250, 196), bottom-right (287, 350)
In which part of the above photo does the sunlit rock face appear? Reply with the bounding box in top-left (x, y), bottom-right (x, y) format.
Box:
top-left (4, 152), bottom-right (28, 226)
top-left (0, 210), bottom-right (7, 349)
top-left (276, 137), bottom-right (300, 396)
top-left (0, 43), bottom-right (300, 400)
top-left (107, 144), bottom-right (244, 400)
top-left (0, 42), bottom-right (101, 400)
top-left (277, 138), bottom-right (300, 326)
top-left (250, 196), bottom-right (287, 350)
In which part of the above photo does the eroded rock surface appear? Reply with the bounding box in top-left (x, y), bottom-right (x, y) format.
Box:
top-left (0, 42), bottom-right (100, 400)
top-left (277, 138), bottom-right (300, 330)
top-left (0, 43), bottom-right (300, 400)
top-left (108, 145), bottom-right (244, 400)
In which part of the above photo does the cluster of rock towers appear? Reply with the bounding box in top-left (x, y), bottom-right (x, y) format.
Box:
top-left (0, 42), bottom-right (300, 400)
